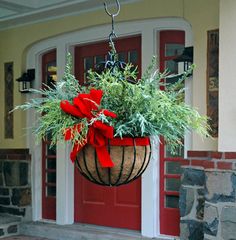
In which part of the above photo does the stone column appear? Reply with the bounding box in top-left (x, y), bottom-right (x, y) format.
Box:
top-left (180, 166), bottom-right (205, 240)
top-left (0, 149), bottom-right (31, 220)
top-left (204, 170), bottom-right (236, 240)
top-left (180, 151), bottom-right (236, 240)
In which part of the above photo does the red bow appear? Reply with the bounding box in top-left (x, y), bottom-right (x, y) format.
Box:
top-left (60, 89), bottom-right (117, 167)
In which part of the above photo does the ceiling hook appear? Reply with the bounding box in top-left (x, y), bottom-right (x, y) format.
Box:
top-left (104, 0), bottom-right (120, 18)
top-left (103, 0), bottom-right (120, 53)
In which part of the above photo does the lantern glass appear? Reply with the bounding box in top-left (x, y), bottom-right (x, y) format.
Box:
top-left (18, 81), bottom-right (32, 93)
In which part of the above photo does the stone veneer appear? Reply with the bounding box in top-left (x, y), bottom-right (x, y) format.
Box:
top-left (180, 151), bottom-right (236, 240)
top-left (0, 149), bottom-right (32, 238)
top-left (0, 149), bottom-right (31, 220)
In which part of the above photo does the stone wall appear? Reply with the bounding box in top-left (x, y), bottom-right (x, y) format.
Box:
top-left (180, 151), bottom-right (236, 240)
top-left (0, 149), bottom-right (31, 221)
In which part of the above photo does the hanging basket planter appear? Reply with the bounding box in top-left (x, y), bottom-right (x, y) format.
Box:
top-left (14, 1), bottom-right (209, 188)
top-left (75, 137), bottom-right (151, 186)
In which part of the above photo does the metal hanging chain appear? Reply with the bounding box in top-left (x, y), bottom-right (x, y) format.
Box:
top-left (97, 0), bottom-right (137, 83)
top-left (103, 0), bottom-right (120, 53)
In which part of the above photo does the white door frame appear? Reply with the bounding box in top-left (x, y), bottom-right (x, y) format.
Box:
top-left (26, 17), bottom-right (193, 239)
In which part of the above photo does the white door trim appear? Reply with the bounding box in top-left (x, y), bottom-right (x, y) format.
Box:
top-left (26, 17), bottom-right (192, 238)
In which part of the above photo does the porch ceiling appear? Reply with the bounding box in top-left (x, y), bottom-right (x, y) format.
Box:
top-left (0, 0), bottom-right (140, 30)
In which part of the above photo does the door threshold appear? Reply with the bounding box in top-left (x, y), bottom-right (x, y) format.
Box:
top-left (20, 221), bottom-right (173, 240)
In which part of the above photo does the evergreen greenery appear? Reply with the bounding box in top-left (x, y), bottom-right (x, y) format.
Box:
top-left (14, 52), bottom-right (209, 153)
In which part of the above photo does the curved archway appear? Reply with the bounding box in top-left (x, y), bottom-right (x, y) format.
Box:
top-left (26, 17), bottom-right (193, 238)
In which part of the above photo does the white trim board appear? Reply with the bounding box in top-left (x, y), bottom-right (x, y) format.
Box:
top-left (0, 0), bottom-right (141, 30)
top-left (26, 17), bottom-right (193, 239)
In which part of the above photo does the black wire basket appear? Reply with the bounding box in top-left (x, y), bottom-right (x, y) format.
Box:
top-left (75, 137), bottom-right (151, 186)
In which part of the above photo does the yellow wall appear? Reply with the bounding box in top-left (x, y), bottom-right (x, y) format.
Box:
top-left (184, 0), bottom-right (219, 150)
top-left (0, 0), bottom-right (219, 149)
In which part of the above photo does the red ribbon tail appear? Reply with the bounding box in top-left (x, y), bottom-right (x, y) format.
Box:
top-left (70, 147), bottom-right (77, 163)
top-left (96, 146), bottom-right (114, 168)
top-left (70, 143), bottom-right (84, 163)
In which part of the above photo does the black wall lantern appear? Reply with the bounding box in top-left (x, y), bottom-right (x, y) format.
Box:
top-left (16, 69), bottom-right (35, 93)
top-left (174, 46), bottom-right (193, 72)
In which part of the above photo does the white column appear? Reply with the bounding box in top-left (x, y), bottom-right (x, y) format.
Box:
top-left (141, 26), bottom-right (159, 238)
top-left (27, 53), bottom-right (43, 221)
top-left (141, 136), bottom-right (159, 238)
top-left (31, 141), bottom-right (43, 221)
top-left (56, 142), bottom-right (74, 224)
top-left (56, 43), bottom-right (74, 224)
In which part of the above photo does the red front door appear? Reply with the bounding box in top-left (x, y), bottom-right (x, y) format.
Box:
top-left (41, 50), bottom-right (57, 220)
top-left (74, 36), bottom-right (142, 230)
top-left (159, 30), bottom-right (185, 236)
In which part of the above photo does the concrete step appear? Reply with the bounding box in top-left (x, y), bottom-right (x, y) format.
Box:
top-left (0, 214), bottom-right (21, 238)
top-left (1, 235), bottom-right (50, 240)
top-left (20, 222), bottom-right (174, 240)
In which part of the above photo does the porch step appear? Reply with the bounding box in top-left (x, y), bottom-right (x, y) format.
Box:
top-left (20, 222), bottom-right (174, 240)
top-left (0, 213), bottom-right (21, 238)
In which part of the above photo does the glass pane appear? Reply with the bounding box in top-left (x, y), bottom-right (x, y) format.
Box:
top-left (165, 60), bottom-right (178, 74)
top-left (118, 52), bottom-right (126, 62)
top-left (165, 43), bottom-right (184, 57)
top-left (84, 57), bottom-right (93, 71)
top-left (129, 51), bottom-right (138, 64)
top-left (165, 161), bottom-right (182, 175)
top-left (166, 75), bottom-right (182, 85)
top-left (47, 172), bottom-right (56, 183)
top-left (94, 55), bottom-right (104, 65)
top-left (165, 195), bottom-right (179, 208)
top-left (46, 131), bottom-right (52, 141)
top-left (46, 62), bottom-right (57, 85)
top-left (47, 186), bottom-right (56, 197)
top-left (47, 144), bottom-right (56, 156)
top-left (47, 159), bottom-right (56, 170)
top-left (165, 144), bottom-right (184, 158)
top-left (83, 72), bottom-right (87, 83)
top-left (165, 178), bottom-right (181, 191)
top-left (50, 74), bottom-right (57, 81)
top-left (46, 75), bottom-right (54, 87)
top-left (47, 62), bottom-right (57, 72)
